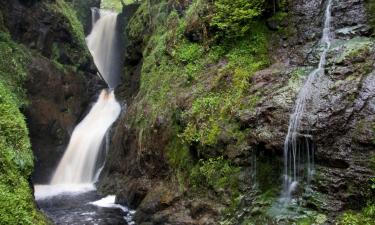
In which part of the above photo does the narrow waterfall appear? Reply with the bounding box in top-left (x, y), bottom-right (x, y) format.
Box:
top-left (281, 0), bottom-right (332, 202)
top-left (49, 9), bottom-right (122, 186)
top-left (86, 8), bottom-right (121, 88)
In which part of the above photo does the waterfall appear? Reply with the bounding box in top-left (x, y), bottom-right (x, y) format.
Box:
top-left (47, 9), bottom-right (122, 188)
top-left (51, 90), bottom-right (121, 184)
top-left (86, 8), bottom-right (121, 88)
top-left (281, 0), bottom-right (332, 202)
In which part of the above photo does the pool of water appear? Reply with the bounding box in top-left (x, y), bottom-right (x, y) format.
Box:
top-left (35, 186), bottom-right (134, 225)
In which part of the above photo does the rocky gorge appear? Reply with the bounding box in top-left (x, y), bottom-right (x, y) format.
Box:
top-left (0, 0), bottom-right (374, 224)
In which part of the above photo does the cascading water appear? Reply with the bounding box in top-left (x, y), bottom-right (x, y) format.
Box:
top-left (33, 9), bottom-right (133, 224)
top-left (50, 90), bottom-right (121, 184)
top-left (281, 0), bottom-right (332, 203)
top-left (86, 8), bottom-right (121, 88)
top-left (48, 8), bottom-right (122, 187)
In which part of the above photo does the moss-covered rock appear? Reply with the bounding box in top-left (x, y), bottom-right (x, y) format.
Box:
top-left (0, 32), bottom-right (47, 225)
top-left (66, 0), bottom-right (100, 34)
top-left (100, 0), bottom-right (375, 224)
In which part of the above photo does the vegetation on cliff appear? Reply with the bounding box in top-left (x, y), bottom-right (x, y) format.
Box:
top-left (0, 32), bottom-right (47, 225)
top-left (99, 0), bottom-right (375, 224)
top-left (118, 0), bottom-right (287, 222)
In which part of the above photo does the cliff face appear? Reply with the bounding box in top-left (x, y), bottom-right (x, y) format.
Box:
top-left (0, 2), bottom-right (101, 223)
top-left (99, 0), bottom-right (375, 224)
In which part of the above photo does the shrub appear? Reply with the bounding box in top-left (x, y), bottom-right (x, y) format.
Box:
top-left (190, 156), bottom-right (240, 191)
top-left (211, 0), bottom-right (266, 38)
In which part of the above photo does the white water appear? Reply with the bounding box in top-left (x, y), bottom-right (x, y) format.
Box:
top-left (33, 9), bottom-right (130, 225)
top-left (86, 9), bottom-right (121, 88)
top-left (51, 90), bottom-right (121, 184)
top-left (90, 196), bottom-right (136, 225)
top-left (34, 184), bottom-right (96, 200)
top-left (281, 0), bottom-right (332, 202)
top-left (35, 9), bottom-right (122, 198)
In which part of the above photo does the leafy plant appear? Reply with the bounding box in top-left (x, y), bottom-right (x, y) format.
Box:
top-left (190, 156), bottom-right (240, 191)
top-left (211, 0), bottom-right (265, 37)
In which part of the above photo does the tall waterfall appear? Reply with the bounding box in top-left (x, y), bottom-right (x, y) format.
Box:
top-left (86, 8), bottom-right (121, 88)
top-left (281, 0), bottom-right (332, 202)
top-left (49, 9), bottom-right (122, 186)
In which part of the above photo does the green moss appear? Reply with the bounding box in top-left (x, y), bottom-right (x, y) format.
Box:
top-left (211, 0), bottom-right (265, 38)
top-left (166, 135), bottom-right (194, 173)
top-left (40, 0), bottom-right (93, 79)
top-left (178, 23), bottom-right (269, 149)
top-left (0, 32), bottom-right (30, 106)
top-left (174, 41), bottom-right (204, 63)
top-left (126, 0), bottom-right (270, 218)
top-left (190, 156), bottom-right (240, 191)
top-left (49, 0), bottom-right (86, 47)
top-left (0, 10), bottom-right (7, 32)
top-left (331, 37), bottom-right (374, 64)
top-left (0, 32), bottom-right (47, 225)
top-left (338, 168), bottom-right (375, 225)
top-left (365, 0), bottom-right (375, 30)
top-left (47, 0), bottom-right (90, 68)
top-left (370, 154), bottom-right (375, 171)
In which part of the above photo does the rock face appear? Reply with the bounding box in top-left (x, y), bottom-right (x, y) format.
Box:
top-left (99, 0), bottom-right (375, 224)
top-left (0, 0), bottom-right (104, 183)
top-left (66, 0), bottom-right (101, 34)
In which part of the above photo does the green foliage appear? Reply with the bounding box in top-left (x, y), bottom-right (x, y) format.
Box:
top-left (190, 157), bottom-right (240, 191)
top-left (339, 174), bottom-right (375, 225)
top-left (50, 0), bottom-right (86, 47)
top-left (0, 32), bottom-right (47, 224)
top-left (101, 0), bottom-right (134, 12)
top-left (174, 41), bottom-right (204, 63)
top-left (180, 24), bottom-right (268, 148)
top-left (127, 0), bottom-right (270, 214)
top-left (339, 204), bottom-right (375, 225)
top-left (45, 0), bottom-right (91, 73)
top-left (371, 177), bottom-right (375, 190)
top-left (181, 95), bottom-right (221, 145)
top-left (67, 0), bottom-right (99, 31)
top-left (0, 10), bottom-right (7, 32)
top-left (166, 136), bottom-right (193, 172)
top-left (0, 33), bottom-right (30, 106)
top-left (211, 0), bottom-right (265, 37)
top-left (366, 0), bottom-right (375, 29)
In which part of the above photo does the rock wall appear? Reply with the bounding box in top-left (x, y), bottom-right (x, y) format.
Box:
top-left (99, 0), bottom-right (375, 224)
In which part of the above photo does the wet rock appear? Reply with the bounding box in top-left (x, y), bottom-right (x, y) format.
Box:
top-left (25, 55), bottom-right (103, 183)
top-left (100, 0), bottom-right (375, 224)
